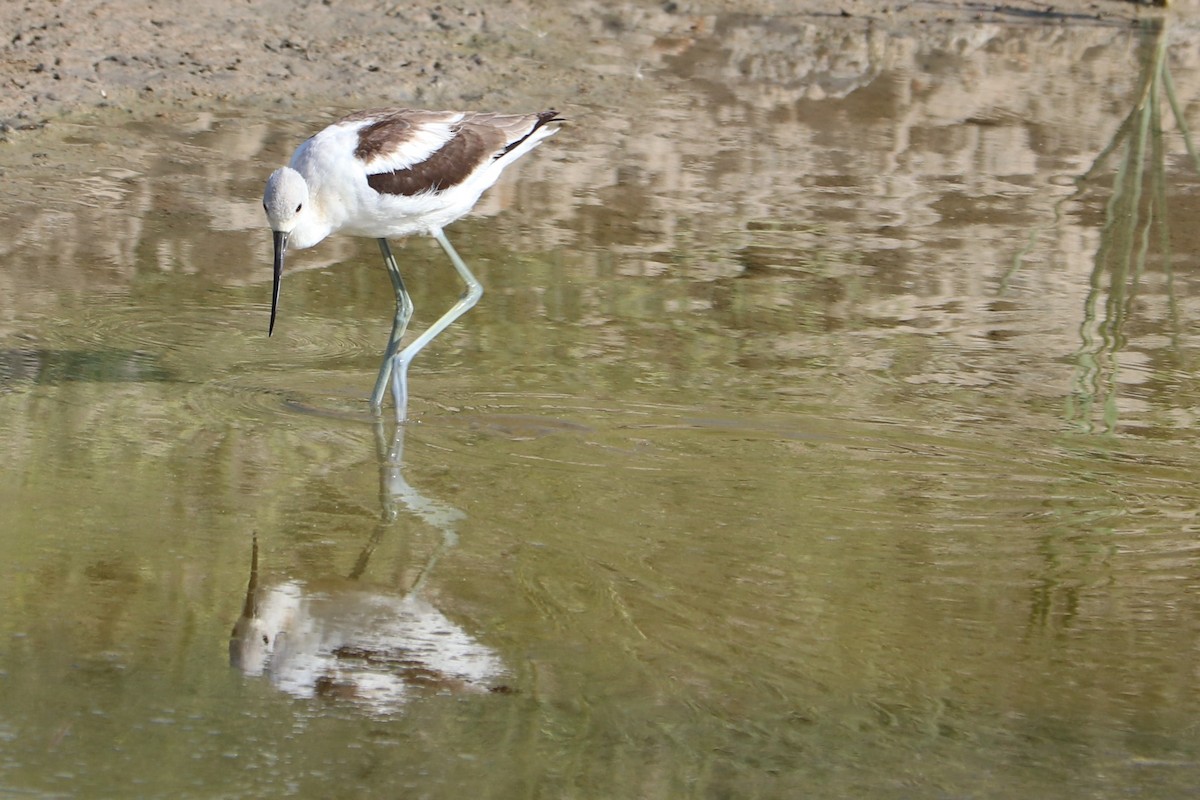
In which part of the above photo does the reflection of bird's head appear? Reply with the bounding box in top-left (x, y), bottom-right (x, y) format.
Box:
top-left (229, 615), bottom-right (273, 675)
top-left (229, 581), bottom-right (304, 676)
top-left (229, 531), bottom-right (271, 675)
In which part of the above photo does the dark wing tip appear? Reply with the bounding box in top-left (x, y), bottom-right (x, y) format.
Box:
top-left (496, 111), bottom-right (566, 158)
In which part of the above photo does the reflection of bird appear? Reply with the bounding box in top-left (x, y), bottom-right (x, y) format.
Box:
top-left (230, 427), bottom-right (502, 711)
top-left (229, 535), bottom-right (506, 713)
top-left (262, 108), bottom-right (562, 421)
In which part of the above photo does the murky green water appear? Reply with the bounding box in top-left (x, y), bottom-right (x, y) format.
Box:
top-left (3, 13), bottom-right (1200, 799)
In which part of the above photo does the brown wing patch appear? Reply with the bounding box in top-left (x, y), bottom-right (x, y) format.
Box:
top-left (366, 122), bottom-right (506, 197)
top-left (354, 115), bottom-right (416, 163)
top-left (349, 109), bottom-right (463, 162)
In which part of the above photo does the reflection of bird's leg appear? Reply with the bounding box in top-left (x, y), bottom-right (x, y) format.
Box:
top-left (410, 535), bottom-right (456, 595)
top-left (389, 229), bottom-right (483, 423)
top-left (348, 522), bottom-right (388, 583)
top-left (370, 422), bottom-right (465, 593)
top-left (371, 238), bottom-right (415, 413)
top-left (375, 422), bottom-right (466, 535)
top-left (374, 421), bottom-right (404, 524)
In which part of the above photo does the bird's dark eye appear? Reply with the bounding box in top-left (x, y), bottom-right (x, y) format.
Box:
top-left (295, 203), bottom-right (303, 213)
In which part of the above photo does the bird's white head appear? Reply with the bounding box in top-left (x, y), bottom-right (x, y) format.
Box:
top-left (263, 167), bottom-right (310, 337)
top-left (263, 167), bottom-right (309, 233)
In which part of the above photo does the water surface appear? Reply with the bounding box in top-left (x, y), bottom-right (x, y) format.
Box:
top-left (3, 12), bottom-right (1200, 799)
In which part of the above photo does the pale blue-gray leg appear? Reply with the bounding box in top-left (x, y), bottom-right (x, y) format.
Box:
top-left (390, 228), bottom-right (483, 423)
top-left (370, 238), bottom-right (414, 412)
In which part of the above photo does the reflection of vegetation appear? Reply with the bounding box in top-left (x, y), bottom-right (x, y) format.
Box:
top-left (1018, 21), bottom-right (1190, 660)
top-left (1017, 20), bottom-right (1198, 434)
top-left (1066, 20), bottom-right (1191, 433)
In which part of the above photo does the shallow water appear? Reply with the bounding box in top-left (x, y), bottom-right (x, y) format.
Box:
top-left (3, 12), bottom-right (1200, 799)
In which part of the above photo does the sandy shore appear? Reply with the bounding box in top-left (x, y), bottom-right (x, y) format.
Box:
top-left (0, 0), bottom-right (1168, 128)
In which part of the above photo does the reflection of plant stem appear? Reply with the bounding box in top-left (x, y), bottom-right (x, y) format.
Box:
top-left (1159, 64), bottom-right (1183, 345)
top-left (1024, 22), bottom-right (1176, 651)
top-left (1060, 21), bottom-right (1195, 434)
top-left (1002, 23), bottom-right (1163, 293)
top-left (1163, 63), bottom-right (1200, 173)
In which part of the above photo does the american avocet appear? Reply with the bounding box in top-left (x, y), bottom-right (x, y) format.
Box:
top-left (263, 108), bottom-right (561, 422)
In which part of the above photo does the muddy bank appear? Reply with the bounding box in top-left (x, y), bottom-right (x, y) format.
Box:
top-left (0, 0), bottom-right (1169, 128)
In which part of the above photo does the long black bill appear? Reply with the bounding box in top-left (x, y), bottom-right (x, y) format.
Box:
top-left (269, 230), bottom-right (288, 336)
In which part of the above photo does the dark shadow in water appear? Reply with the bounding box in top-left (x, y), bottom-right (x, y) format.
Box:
top-left (0, 347), bottom-right (172, 387)
top-left (229, 424), bottom-right (506, 714)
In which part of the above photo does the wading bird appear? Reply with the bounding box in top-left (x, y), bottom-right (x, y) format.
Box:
top-left (263, 108), bottom-right (561, 422)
